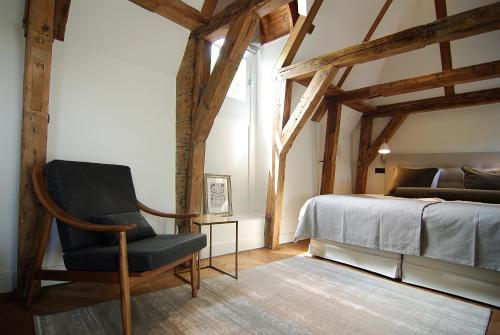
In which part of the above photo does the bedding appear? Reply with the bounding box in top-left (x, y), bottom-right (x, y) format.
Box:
top-left (394, 187), bottom-right (500, 204)
top-left (386, 167), bottom-right (438, 195)
top-left (462, 166), bottom-right (500, 190)
top-left (295, 194), bottom-right (500, 271)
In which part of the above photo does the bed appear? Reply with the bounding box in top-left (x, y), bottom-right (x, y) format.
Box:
top-left (295, 153), bottom-right (500, 307)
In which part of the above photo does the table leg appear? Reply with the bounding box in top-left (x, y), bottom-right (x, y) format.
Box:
top-left (209, 224), bottom-right (213, 267)
top-left (235, 221), bottom-right (238, 279)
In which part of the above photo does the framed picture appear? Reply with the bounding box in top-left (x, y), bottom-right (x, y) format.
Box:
top-left (203, 174), bottom-right (233, 216)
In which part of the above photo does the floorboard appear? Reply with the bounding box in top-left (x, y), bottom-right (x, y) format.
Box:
top-left (0, 240), bottom-right (498, 335)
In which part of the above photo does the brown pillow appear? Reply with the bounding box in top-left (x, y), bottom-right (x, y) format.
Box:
top-left (386, 167), bottom-right (438, 196)
top-left (436, 167), bottom-right (464, 189)
top-left (462, 166), bottom-right (500, 191)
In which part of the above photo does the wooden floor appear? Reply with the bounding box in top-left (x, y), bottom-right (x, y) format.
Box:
top-left (0, 240), bottom-right (498, 335)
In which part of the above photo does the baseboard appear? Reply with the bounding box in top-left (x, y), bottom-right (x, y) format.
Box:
top-left (200, 237), bottom-right (265, 259)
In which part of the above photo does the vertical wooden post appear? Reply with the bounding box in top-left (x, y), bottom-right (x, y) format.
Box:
top-left (265, 79), bottom-right (289, 250)
top-left (354, 116), bottom-right (372, 194)
top-left (17, 0), bottom-right (56, 298)
top-left (320, 100), bottom-right (341, 194)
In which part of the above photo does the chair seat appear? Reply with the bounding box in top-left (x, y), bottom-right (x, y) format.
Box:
top-left (63, 234), bottom-right (207, 273)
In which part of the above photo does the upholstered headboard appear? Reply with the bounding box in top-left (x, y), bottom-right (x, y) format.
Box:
top-left (383, 152), bottom-right (500, 193)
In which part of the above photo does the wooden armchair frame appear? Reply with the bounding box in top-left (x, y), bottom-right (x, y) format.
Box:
top-left (26, 165), bottom-right (200, 335)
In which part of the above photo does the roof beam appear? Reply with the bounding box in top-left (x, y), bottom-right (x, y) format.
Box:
top-left (129, 0), bottom-right (208, 31)
top-left (333, 60), bottom-right (500, 103)
top-left (279, 2), bottom-right (500, 80)
top-left (275, 0), bottom-right (323, 70)
top-left (365, 113), bottom-right (408, 164)
top-left (336, 0), bottom-right (393, 87)
top-left (372, 87), bottom-right (500, 117)
top-left (53, 0), bottom-right (71, 41)
top-left (194, 0), bottom-right (293, 42)
top-left (434, 0), bottom-right (455, 96)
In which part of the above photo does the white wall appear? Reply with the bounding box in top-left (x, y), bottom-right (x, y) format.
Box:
top-left (0, 0), bottom-right (200, 292)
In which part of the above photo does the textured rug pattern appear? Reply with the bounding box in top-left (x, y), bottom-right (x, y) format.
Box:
top-left (34, 256), bottom-right (491, 335)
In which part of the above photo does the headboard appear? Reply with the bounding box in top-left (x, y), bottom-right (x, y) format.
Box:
top-left (383, 152), bottom-right (500, 193)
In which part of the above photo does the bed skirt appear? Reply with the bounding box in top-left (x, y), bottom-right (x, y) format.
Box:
top-left (309, 239), bottom-right (500, 307)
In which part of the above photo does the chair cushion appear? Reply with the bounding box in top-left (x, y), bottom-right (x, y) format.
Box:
top-left (89, 211), bottom-right (156, 246)
top-left (45, 160), bottom-right (139, 252)
top-left (63, 234), bottom-right (207, 272)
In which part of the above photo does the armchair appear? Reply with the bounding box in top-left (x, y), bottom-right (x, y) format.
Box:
top-left (26, 160), bottom-right (206, 335)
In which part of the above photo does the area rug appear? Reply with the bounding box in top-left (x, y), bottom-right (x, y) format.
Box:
top-left (34, 256), bottom-right (491, 335)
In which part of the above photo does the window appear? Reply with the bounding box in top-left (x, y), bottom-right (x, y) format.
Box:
top-left (211, 39), bottom-right (247, 102)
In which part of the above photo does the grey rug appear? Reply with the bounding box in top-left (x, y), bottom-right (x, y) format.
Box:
top-left (34, 256), bottom-right (491, 335)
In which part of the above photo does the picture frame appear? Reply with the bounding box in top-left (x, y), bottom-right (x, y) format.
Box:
top-left (203, 174), bottom-right (233, 216)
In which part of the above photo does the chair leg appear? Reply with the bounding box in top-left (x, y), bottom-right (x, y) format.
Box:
top-left (26, 212), bottom-right (52, 307)
top-left (118, 232), bottom-right (132, 335)
top-left (190, 253), bottom-right (198, 297)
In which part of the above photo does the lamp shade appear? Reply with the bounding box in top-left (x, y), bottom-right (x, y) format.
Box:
top-left (378, 142), bottom-right (391, 155)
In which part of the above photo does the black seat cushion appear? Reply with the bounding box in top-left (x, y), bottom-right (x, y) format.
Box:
top-left (45, 160), bottom-right (139, 252)
top-left (63, 234), bottom-right (207, 272)
top-left (89, 211), bottom-right (157, 246)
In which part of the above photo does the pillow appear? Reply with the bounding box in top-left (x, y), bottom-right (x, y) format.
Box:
top-left (462, 166), bottom-right (500, 191)
top-left (386, 167), bottom-right (438, 196)
top-left (394, 187), bottom-right (500, 204)
top-left (436, 167), bottom-right (464, 189)
top-left (90, 211), bottom-right (156, 246)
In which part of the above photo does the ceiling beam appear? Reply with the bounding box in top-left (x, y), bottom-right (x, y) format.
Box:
top-left (201, 0), bottom-right (218, 17)
top-left (129, 0), bottom-right (208, 31)
top-left (371, 87), bottom-right (500, 117)
top-left (365, 113), bottom-right (408, 164)
top-left (336, 0), bottom-right (393, 88)
top-left (274, 0), bottom-right (323, 70)
top-left (278, 2), bottom-right (500, 80)
top-left (434, 0), bottom-right (455, 96)
top-left (333, 60), bottom-right (500, 103)
top-left (53, 0), bottom-right (71, 41)
top-left (194, 0), bottom-right (293, 42)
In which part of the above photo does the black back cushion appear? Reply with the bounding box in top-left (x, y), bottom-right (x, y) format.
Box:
top-left (45, 160), bottom-right (139, 252)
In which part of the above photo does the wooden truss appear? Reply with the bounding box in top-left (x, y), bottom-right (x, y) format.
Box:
top-left (266, 1), bottom-right (500, 249)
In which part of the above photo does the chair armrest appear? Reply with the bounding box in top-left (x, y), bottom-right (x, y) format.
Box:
top-left (137, 201), bottom-right (199, 219)
top-left (32, 165), bottom-right (137, 233)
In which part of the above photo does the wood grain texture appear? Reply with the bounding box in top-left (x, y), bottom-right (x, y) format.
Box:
top-left (18, 0), bottom-right (55, 298)
top-left (194, 10), bottom-right (259, 141)
top-left (434, 0), bottom-right (455, 96)
top-left (201, 0), bottom-right (218, 17)
top-left (129, 0), bottom-right (208, 30)
top-left (320, 100), bottom-right (341, 194)
top-left (274, 0), bottom-right (323, 70)
top-left (118, 232), bottom-right (132, 335)
top-left (373, 87), bottom-right (500, 117)
top-left (336, 0), bottom-right (392, 88)
top-left (194, 0), bottom-right (292, 41)
top-left (260, 5), bottom-right (293, 45)
top-left (354, 116), bottom-right (372, 194)
top-left (280, 65), bottom-right (338, 155)
top-left (53, 0), bottom-right (70, 41)
top-left (279, 2), bottom-right (500, 80)
top-left (334, 60), bottom-right (500, 103)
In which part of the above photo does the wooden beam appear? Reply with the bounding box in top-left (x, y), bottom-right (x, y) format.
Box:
top-left (194, 0), bottom-right (292, 41)
top-left (18, 0), bottom-right (56, 298)
top-left (129, 0), bottom-right (208, 31)
top-left (274, 0), bottom-right (323, 70)
top-left (334, 60), bottom-right (500, 103)
top-left (201, 0), bottom-right (218, 16)
top-left (279, 2), bottom-right (500, 80)
top-left (320, 100), bottom-right (341, 194)
top-left (310, 97), bottom-right (327, 122)
top-left (336, 0), bottom-right (392, 87)
top-left (280, 65), bottom-right (338, 155)
top-left (193, 10), bottom-right (259, 141)
top-left (365, 113), bottom-right (408, 164)
top-left (265, 79), bottom-right (289, 250)
top-left (53, 0), bottom-right (70, 41)
top-left (434, 0), bottom-right (454, 96)
top-left (373, 87), bottom-right (500, 117)
top-left (354, 116), bottom-right (372, 194)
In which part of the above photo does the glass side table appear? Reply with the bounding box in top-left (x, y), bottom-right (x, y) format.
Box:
top-left (175, 214), bottom-right (238, 288)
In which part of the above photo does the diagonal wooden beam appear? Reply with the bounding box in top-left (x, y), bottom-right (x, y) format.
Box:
top-left (279, 2), bottom-right (500, 80)
top-left (194, 0), bottom-right (292, 41)
top-left (372, 87), bottom-right (500, 117)
top-left (201, 0), bottom-right (218, 16)
top-left (434, 0), bottom-right (455, 96)
top-left (280, 65), bottom-right (338, 155)
top-left (193, 9), bottom-right (259, 141)
top-left (275, 0), bottom-right (323, 70)
top-left (334, 60), bottom-right (500, 103)
top-left (53, 0), bottom-right (71, 41)
top-left (129, 0), bottom-right (208, 31)
top-left (336, 0), bottom-right (392, 88)
top-left (320, 100), bottom-right (342, 194)
top-left (365, 113), bottom-right (408, 164)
